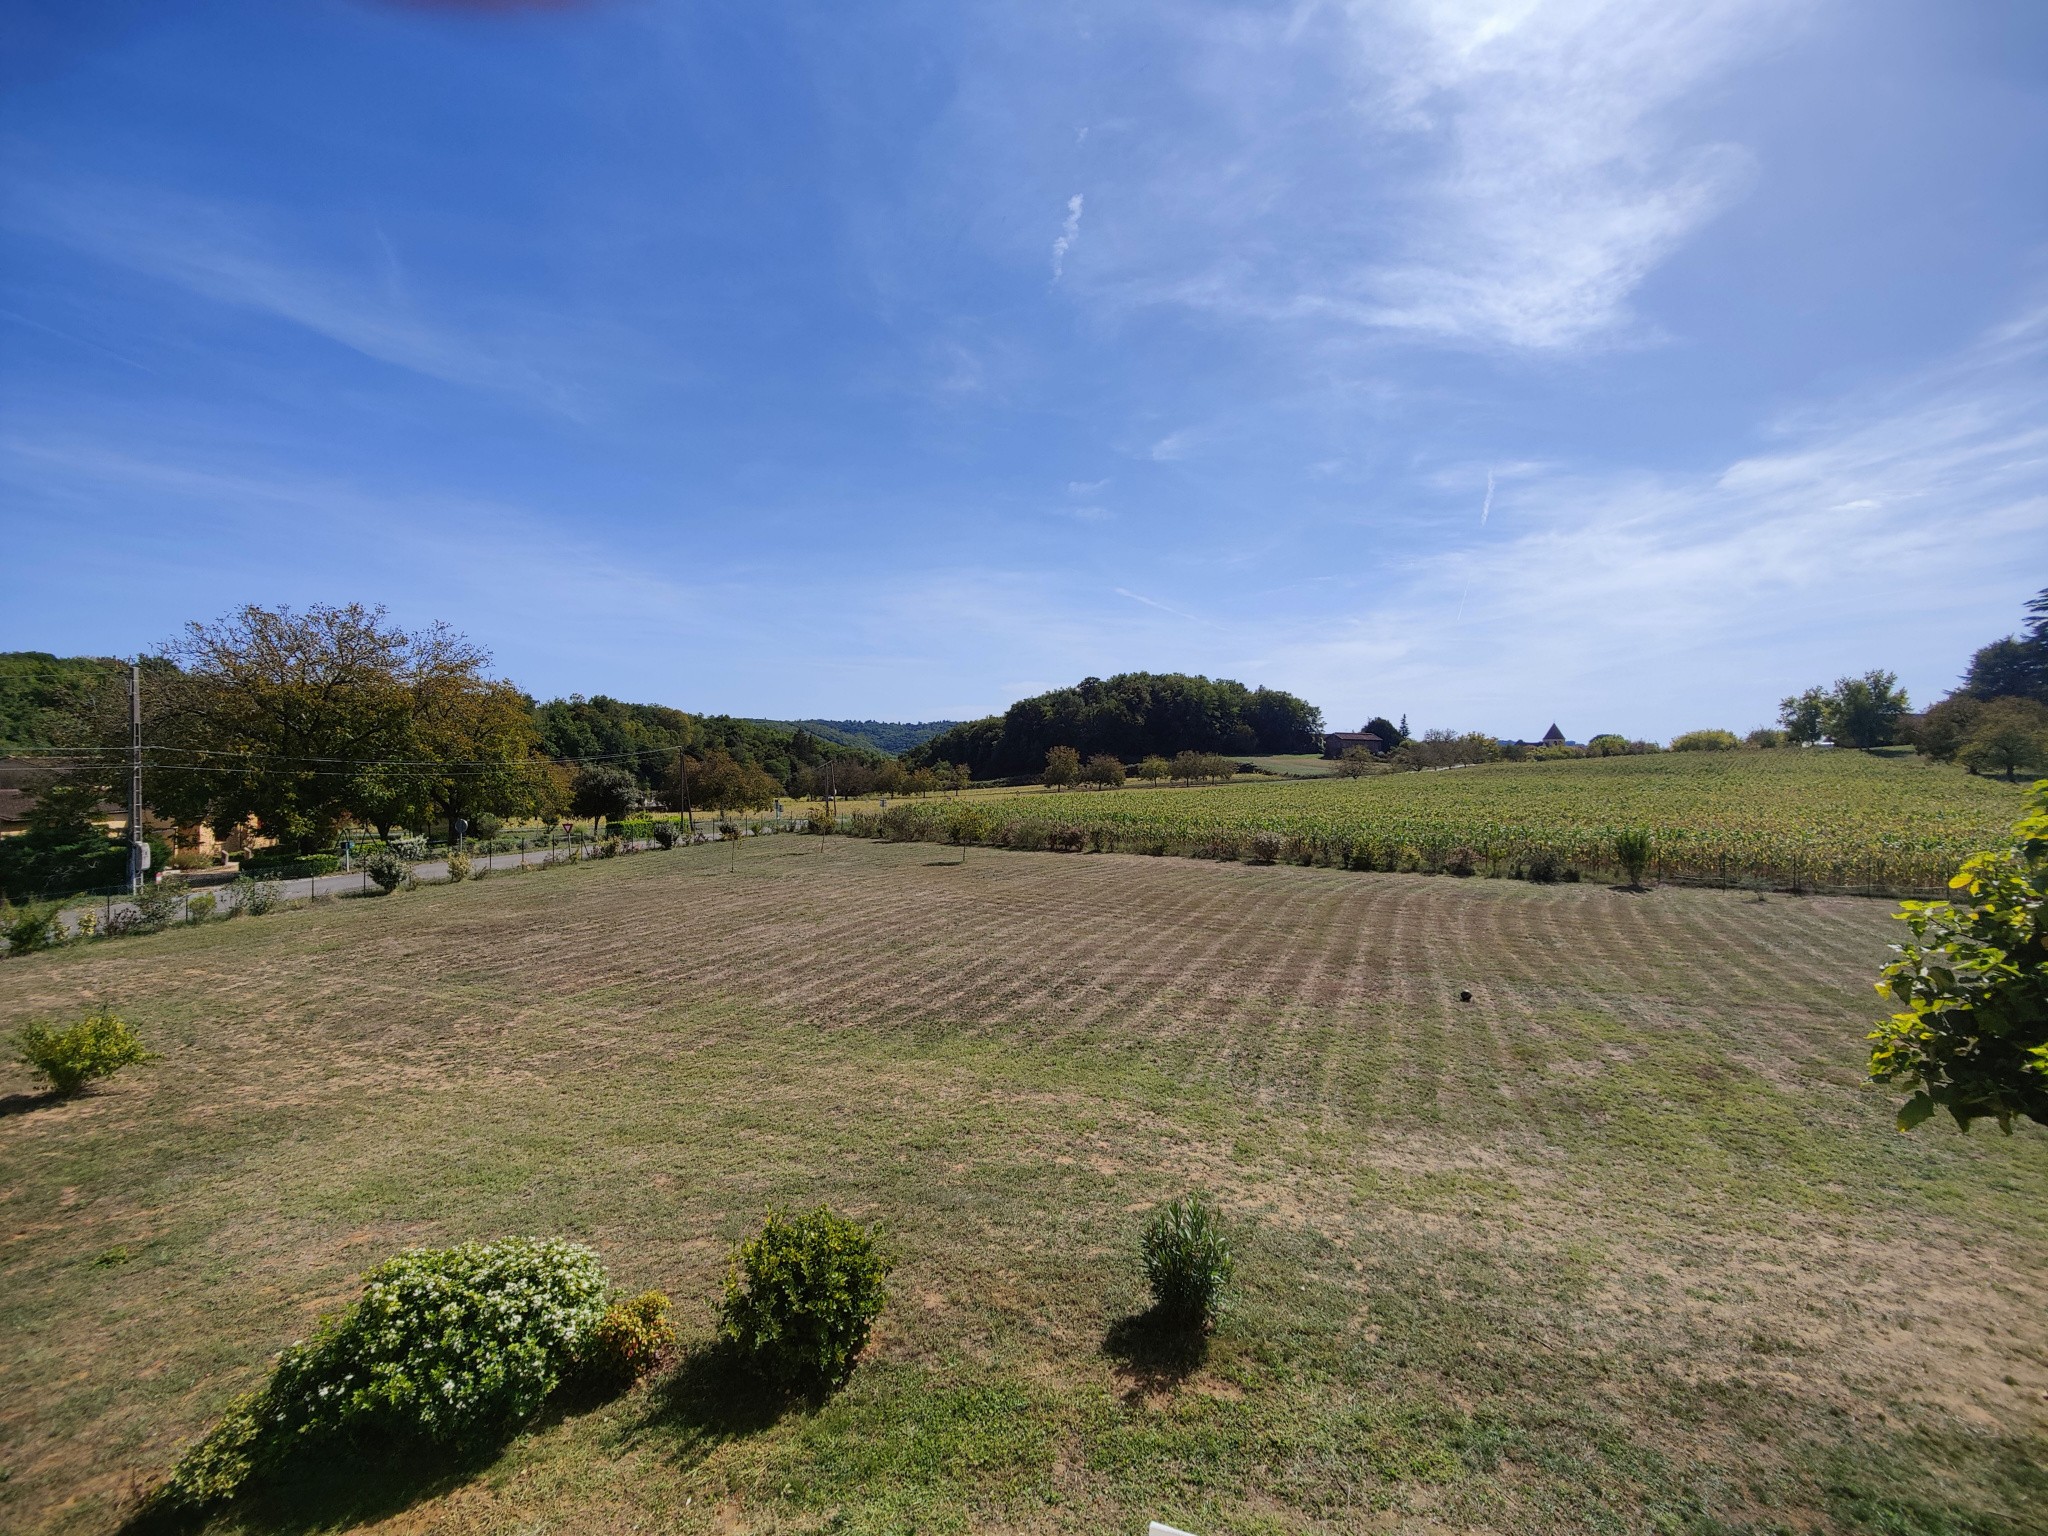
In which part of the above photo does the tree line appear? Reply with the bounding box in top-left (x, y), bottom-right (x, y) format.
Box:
top-left (0, 605), bottom-right (900, 898)
top-left (906, 672), bottom-right (1323, 778)
top-left (1775, 588), bottom-right (2048, 778)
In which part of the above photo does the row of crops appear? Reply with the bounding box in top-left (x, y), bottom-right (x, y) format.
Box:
top-left (853, 751), bottom-right (2028, 896)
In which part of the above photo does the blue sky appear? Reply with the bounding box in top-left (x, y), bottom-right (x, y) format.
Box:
top-left (3, 0), bottom-right (2044, 739)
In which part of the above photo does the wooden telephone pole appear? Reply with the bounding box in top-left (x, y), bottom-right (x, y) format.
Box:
top-left (127, 662), bottom-right (145, 894)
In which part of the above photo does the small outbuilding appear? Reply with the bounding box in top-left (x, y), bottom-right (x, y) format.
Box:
top-left (1322, 730), bottom-right (1387, 759)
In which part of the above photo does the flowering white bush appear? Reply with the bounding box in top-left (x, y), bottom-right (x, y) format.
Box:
top-left (167, 1237), bottom-right (610, 1507)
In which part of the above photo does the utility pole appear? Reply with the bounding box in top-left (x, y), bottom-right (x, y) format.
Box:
top-left (678, 746), bottom-right (695, 836)
top-left (127, 661), bottom-right (145, 894)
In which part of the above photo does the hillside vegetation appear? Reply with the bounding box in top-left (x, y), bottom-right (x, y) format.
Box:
top-left (0, 652), bottom-right (123, 750)
top-left (909, 672), bottom-right (1323, 777)
top-left (749, 719), bottom-right (962, 755)
top-left (1, 842), bottom-right (2040, 1535)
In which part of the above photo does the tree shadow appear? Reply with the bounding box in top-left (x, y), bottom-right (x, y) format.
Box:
top-left (1103, 1306), bottom-right (1210, 1397)
top-left (639, 1340), bottom-right (815, 1469)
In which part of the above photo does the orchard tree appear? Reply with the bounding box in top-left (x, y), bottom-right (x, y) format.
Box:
top-left (1870, 783), bottom-right (2048, 1132)
top-left (1082, 753), bottom-right (1126, 788)
top-left (1043, 745), bottom-right (1080, 788)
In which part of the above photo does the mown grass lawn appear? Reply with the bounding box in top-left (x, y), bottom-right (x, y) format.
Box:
top-left (2, 838), bottom-right (2043, 1535)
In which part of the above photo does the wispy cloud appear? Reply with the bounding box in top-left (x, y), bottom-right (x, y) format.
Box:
top-left (1114, 587), bottom-right (1211, 625)
top-left (1340, 0), bottom-right (1776, 348)
top-left (1050, 192), bottom-right (1084, 279)
top-left (6, 178), bottom-right (584, 410)
top-left (1038, 0), bottom-right (1795, 351)
top-left (1272, 303), bottom-right (2048, 725)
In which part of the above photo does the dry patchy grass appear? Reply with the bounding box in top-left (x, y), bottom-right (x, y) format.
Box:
top-left (1, 837), bottom-right (2043, 1536)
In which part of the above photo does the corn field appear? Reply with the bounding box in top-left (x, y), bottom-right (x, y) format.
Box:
top-left (851, 750), bottom-right (2028, 896)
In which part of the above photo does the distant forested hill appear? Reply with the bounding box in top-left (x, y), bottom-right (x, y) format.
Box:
top-left (749, 719), bottom-right (961, 755)
top-left (0, 652), bottom-right (124, 751)
top-left (534, 696), bottom-right (884, 789)
top-left (905, 673), bottom-right (1323, 777)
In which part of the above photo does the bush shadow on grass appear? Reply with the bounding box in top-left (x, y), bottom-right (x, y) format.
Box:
top-left (118, 1376), bottom-right (646, 1536)
top-left (641, 1339), bottom-right (818, 1469)
top-left (117, 1438), bottom-right (504, 1536)
top-left (1103, 1305), bottom-right (1210, 1396)
top-left (0, 1089), bottom-right (65, 1118)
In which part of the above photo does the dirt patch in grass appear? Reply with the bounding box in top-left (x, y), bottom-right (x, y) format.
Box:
top-left (2, 838), bottom-right (2043, 1535)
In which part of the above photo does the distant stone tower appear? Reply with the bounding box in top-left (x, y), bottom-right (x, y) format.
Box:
top-left (1541, 723), bottom-right (1565, 745)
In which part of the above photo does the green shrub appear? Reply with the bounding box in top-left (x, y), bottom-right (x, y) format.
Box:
top-left (1670, 729), bottom-right (1740, 752)
top-left (1141, 1193), bottom-right (1233, 1328)
top-left (445, 849), bottom-right (473, 882)
top-left (944, 803), bottom-right (995, 848)
top-left (165, 1237), bottom-right (610, 1510)
top-left (2, 899), bottom-right (64, 955)
top-left (186, 892), bottom-right (217, 923)
top-left (718, 1207), bottom-right (891, 1388)
top-left (234, 875), bottom-right (286, 915)
top-left (651, 820), bottom-right (679, 849)
top-left (579, 1290), bottom-right (676, 1387)
top-left (1614, 828), bottom-right (1653, 887)
top-left (468, 813), bottom-right (505, 841)
top-left (1870, 783), bottom-right (2048, 1132)
top-left (363, 847), bottom-right (407, 894)
top-left (14, 1009), bottom-right (152, 1096)
top-left (109, 881), bottom-right (182, 935)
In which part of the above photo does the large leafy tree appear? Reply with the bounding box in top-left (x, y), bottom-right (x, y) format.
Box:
top-left (80, 605), bottom-right (544, 853)
top-left (1870, 783), bottom-right (2048, 1132)
top-left (1960, 587), bottom-right (2047, 704)
top-left (1959, 698), bottom-right (2048, 782)
top-left (686, 749), bottom-right (780, 820)
top-left (570, 763), bottom-right (639, 824)
top-left (1778, 672), bottom-right (1909, 749)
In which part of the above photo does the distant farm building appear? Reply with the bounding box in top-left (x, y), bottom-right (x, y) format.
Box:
top-left (1322, 730), bottom-right (1387, 759)
top-left (1502, 723), bottom-right (1582, 749)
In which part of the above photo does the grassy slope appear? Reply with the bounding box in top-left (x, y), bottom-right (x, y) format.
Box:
top-left (1, 841), bottom-right (2043, 1536)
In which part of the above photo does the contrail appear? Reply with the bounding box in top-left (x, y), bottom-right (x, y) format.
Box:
top-left (1480, 470), bottom-right (1494, 527)
top-left (1051, 194), bottom-right (1083, 279)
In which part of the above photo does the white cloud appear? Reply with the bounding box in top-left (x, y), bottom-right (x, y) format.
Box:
top-left (1050, 192), bottom-right (1084, 279)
